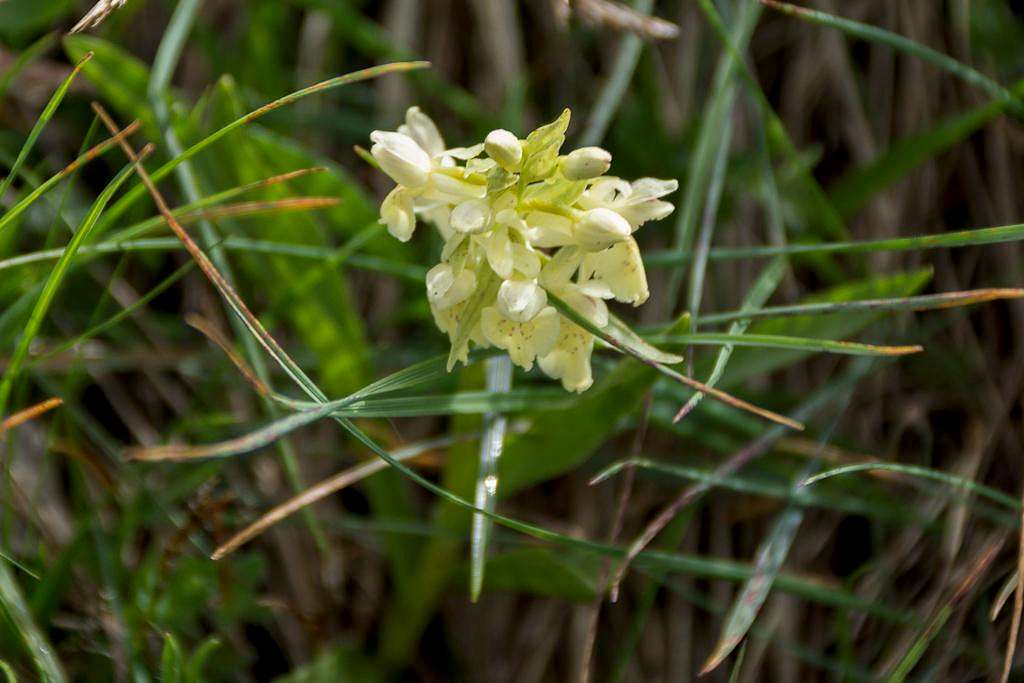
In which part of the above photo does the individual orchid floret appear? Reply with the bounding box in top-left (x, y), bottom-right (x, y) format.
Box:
top-left (484, 129), bottom-right (523, 171)
top-left (370, 130), bottom-right (433, 188)
top-left (574, 207), bottom-right (632, 251)
top-left (368, 106), bottom-right (677, 392)
top-left (560, 146), bottom-right (612, 181)
top-left (577, 176), bottom-right (679, 229)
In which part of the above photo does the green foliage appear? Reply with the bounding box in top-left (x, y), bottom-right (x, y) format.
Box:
top-left (2, 0), bottom-right (1022, 679)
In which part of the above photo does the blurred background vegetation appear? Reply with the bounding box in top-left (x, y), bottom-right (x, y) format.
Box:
top-left (2, 0), bottom-right (1024, 680)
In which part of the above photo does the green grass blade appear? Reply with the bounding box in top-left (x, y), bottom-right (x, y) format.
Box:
top-left (549, 293), bottom-right (802, 430)
top-left (762, 0), bottom-right (1023, 112)
top-left (578, 0), bottom-right (654, 146)
top-left (0, 52), bottom-right (90, 205)
top-left (334, 415), bottom-right (908, 621)
top-left (0, 659), bottom-right (15, 683)
top-left (0, 32), bottom-right (57, 101)
top-left (695, 0), bottom-right (847, 243)
top-left (0, 123), bottom-right (139, 237)
top-left (648, 332), bottom-right (922, 356)
top-left (0, 234), bottom-right (422, 281)
top-left (802, 463), bottom-right (1020, 512)
top-left (96, 60), bottom-right (429, 232)
top-left (698, 288), bottom-right (1024, 325)
top-left (593, 458), bottom-right (909, 522)
top-left (33, 260), bottom-right (195, 364)
top-left (160, 633), bottom-right (184, 683)
top-left (830, 79), bottom-right (1024, 217)
top-left (645, 221), bottom-right (1024, 264)
top-left (469, 355), bottom-right (512, 602)
top-left (0, 157), bottom-right (138, 419)
top-left (666, 0), bottom-right (758, 310)
top-left (0, 560), bottom-right (65, 682)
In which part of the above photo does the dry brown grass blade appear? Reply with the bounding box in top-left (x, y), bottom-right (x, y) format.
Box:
top-left (607, 426), bottom-right (785, 601)
top-left (667, 366), bottom-right (803, 430)
top-left (184, 313), bottom-right (270, 397)
top-left (1001, 500), bottom-right (1024, 682)
top-left (212, 459), bottom-right (388, 560)
top-left (90, 103), bottom-right (305, 388)
top-left (174, 197), bottom-right (341, 226)
top-left (0, 397), bottom-right (62, 436)
top-left (572, 0), bottom-right (680, 40)
top-left (69, 0), bottom-right (129, 34)
top-left (579, 391), bottom-right (653, 683)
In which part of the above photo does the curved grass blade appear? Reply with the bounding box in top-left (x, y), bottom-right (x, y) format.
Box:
top-left (802, 463), bottom-right (1019, 511)
top-left (0, 398), bottom-right (62, 436)
top-left (0, 560), bottom-right (65, 682)
top-left (666, 1), bottom-right (757, 310)
top-left (698, 288), bottom-right (1024, 325)
top-left (761, 0), bottom-right (1023, 112)
top-left (96, 60), bottom-right (429, 231)
top-left (32, 261), bottom-right (195, 364)
top-left (470, 355), bottom-right (512, 602)
top-left (591, 458), bottom-right (906, 522)
top-left (702, 399), bottom-right (853, 675)
top-left (830, 80), bottom-right (1024, 217)
top-left (0, 121), bottom-right (141, 236)
top-left (213, 432), bottom-right (479, 560)
top-left (108, 194), bottom-right (338, 243)
top-left (646, 221), bottom-right (1024, 265)
top-left (129, 389), bottom-right (567, 461)
top-left (578, 0), bottom-right (655, 146)
top-left (338, 415), bottom-right (909, 622)
top-left (0, 52), bottom-right (91, 205)
top-left (0, 32), bottom-right (57, 101)
top-left (0, 236), bottom-right (424, 281)
top-left (1002, 499), bottom-right (1024, 683)
top-left (650, 332), bottom-right (921, 356)
top-left (885, 539), bottom-right (1003, 681)
top-left (549, 293), bottom-right (802, 430)
top-left (0, 150), bottom-right (148, 419)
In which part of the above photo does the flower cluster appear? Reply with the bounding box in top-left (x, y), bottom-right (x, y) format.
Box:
top-left (370, 107), bottom-right (677, 392)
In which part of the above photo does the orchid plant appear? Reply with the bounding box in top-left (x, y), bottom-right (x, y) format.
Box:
top-left (370, 107), bottom-right (678, 392)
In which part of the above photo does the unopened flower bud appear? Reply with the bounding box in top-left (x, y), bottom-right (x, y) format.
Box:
top-left (426, 263), bottom-right (476, 310)
top-left (575, 208), bottom-right (631, 251)
top-left (484, 129), bottom-right (523, 170)
top-left (560, 146), bottom-right (612, 181)
top-left (451, 198), bottom-right (492, 234)
top-left (496, 279), bottom-right (548, 323)
top-left (370, 131), bottom-right (432, 188)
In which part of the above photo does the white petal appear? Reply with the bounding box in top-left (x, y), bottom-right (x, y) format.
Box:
top-left (525, 210), bottom-right (574, 248)
top-left (539, 246), bottom-right (583, 289)
top-left (370, 131), bottom-right (432, 188)
top-left (574, 207), bottom-right (631, 251)
top-left (577, 176), bottom-right (631, 209)
top-left (444, 143), bottom-right (486, 161)
top-left (481, 306), bottom-right (560, 371)
top-left (450, 198), bottom-right (492, 234)
top-left (425, 173), bottom-right (488, 203)
top-left (426, 262), bottom-right (476, 310)
top-left (511, 243), bottom-right (541, 278)
top-left (401, 106), bottom-right (445, 157)
top-left (629, 177), bottom-right (678, 200)
top-left (380, 187), bottom-right (416, 242)
top-left (617, 199), bottom-right (675, 228)
top-left (583, 238), bottom-right (649, 306)
top-left (538, 319), bottom-right (595, 392)
top-left (482, 226), bottom-right (514, 278)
